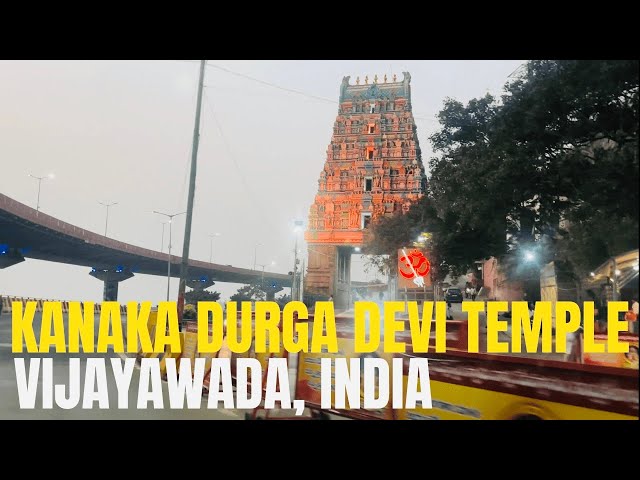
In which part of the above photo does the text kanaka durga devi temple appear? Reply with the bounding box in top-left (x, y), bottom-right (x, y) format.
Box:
top-left (304, 72), bottom-right (427, 307)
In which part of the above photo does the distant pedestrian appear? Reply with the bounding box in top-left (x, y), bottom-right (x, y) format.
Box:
top-left (446, 302), bottom-right (453, 320)
top-left (471, 287), bottom-right (477, 301)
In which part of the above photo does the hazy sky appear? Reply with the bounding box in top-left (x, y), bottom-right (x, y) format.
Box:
top-left (0, 60), bottom-right (523, 303)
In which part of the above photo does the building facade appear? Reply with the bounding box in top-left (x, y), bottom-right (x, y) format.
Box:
top-left (304, 72), bottom-right (426, 306)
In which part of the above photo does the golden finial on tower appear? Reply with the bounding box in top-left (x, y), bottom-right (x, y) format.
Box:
top-left (393, 73), bottom-right (397, 82)
top-left (356, 76), bottom-right (360, 85)
top-left (384, 74), bottom-right (387, 83)
top-left (374, 74), bottom-right (378, 83)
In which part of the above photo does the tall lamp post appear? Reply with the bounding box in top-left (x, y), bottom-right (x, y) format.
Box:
top-left (256, 260), bottom-right (276, 289)
top-left (28, 173), bottom-right (55, 212)
top-left (253, 243), bottom-right (263, 271)
top-left (98, 201), bottom-right (118, 237)
top-left (160, 222), bottom-right (167, 252)
top-left (209, 233), bottom-right (221, 263)
top-left (292, 220), bottom-right (304, 301)
top-left (153, 210), bottom-right (186, 300)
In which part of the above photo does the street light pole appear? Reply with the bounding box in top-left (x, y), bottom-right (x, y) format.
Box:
top-left (160, 222), bottom-right (167, 252)
top-left (292, 220), bottom-right (304, 301)
top-left (293, 236), bottom-right (299, 301)
top-left (154, 211), bottom-right (186, 301)
top-left (257, 260), bottom-right (275, 290)
top-left (177, 60), bottom-right (207, 323)
top-left (256, 264), bottom-right (266, 289)
top-left (253, 243), bottom-right (263, 271)
top-left (168, 222), bottom-right (172, 301)
top-left (98, 201), bottom-right (118, 237)
top-left (35, 177), bottom-right (43, 211)
top-left (29, 173), bottom-right (54, 212)
top-left (209, 233), bottom-right (221, 263)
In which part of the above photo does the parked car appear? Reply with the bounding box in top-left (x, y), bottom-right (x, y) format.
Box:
top-left (445, 288), bottom-right (463, 303)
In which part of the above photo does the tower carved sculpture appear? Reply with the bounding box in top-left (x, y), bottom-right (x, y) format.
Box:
top-left (304, 73), bottom-right (426, 306)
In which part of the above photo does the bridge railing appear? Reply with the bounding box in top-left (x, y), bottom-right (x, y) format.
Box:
top-left (1, 295), bottom-right (129, 315)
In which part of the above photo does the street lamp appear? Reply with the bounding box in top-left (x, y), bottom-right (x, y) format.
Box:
top-left (98, 201), bottom-right (118, 237)
top-left (209, 233), bottom-right (221, 264)
top-left (153, 210), bottom-right (186, 300)
top-left (160, 222), bottom-right (167, 252)
top-left (253, 243), bottom-right (263, 271)
top-left (292, 220), bottom-right (304, 301)
top-left (256, 260), bottom-right (276, 289)
top-left (524, 250), bottom-right (536, 262)
top-left (28, 173), bottom-right (54, 212)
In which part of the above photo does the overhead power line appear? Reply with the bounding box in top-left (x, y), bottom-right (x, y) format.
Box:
top-left (202, 90), bottom-right (272, 232)
top-left (205, 63), bottom-right (337, 105)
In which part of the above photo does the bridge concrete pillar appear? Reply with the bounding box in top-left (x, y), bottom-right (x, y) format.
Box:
top-left (89, 269), bottom-right (134, 301)
top-left (263, 285), bottom-right (283, 301)
top-left (0, 247), bottom-right (25, 269)
top-left (187, 278), bottom-right (215, 292)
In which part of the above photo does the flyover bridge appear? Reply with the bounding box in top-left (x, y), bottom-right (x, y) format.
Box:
top-left (0, 193), bottom-right (291, 300)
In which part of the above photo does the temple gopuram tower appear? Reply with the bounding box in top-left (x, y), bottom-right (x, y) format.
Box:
top-left (304, 72), bottom-right (426, 307)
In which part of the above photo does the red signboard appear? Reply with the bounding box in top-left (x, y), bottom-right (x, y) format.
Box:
top-left (397, 248), bottom-right (431, 289)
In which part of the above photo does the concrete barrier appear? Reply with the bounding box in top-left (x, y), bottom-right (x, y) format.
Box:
top-left (1, 297), bottom-right (156, 317)
top-left (1, 296), bottom-right (10, 313)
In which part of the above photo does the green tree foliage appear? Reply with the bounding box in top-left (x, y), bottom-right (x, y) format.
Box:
top-left (229, 283), bottom-right (266, 302)
top-left (275, 293), bottom-right (292, 308)
top-left (184, 288), bottom-right (221, 304)
top-left (367, 60), bottom-right (639, 280)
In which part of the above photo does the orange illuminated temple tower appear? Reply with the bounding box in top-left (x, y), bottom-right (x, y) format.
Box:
top-left (304, 72), bottom-right (426, 307)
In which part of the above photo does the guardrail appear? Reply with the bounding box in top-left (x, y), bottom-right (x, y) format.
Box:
top-left (1, 296), bottom-right (128, 315)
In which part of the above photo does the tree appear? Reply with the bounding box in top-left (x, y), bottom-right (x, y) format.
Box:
top-left (495, 60), bottom-right (638, 276)
top-left (229, 283), bottom-right (266, 302)
top-left (184, 288), bottom-right (221, 305)
top-left (275, 293), bottom-right (291, 308)
top-left (367, 60), bottom-right (639, 281)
